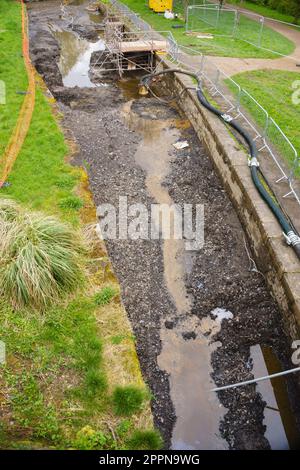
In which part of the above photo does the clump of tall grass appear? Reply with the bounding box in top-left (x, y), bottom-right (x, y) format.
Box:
top-left (0, 199), bottom-right (85, 310)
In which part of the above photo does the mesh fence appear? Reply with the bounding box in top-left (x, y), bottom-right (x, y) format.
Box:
top-left (186, 5), bottom-right (237, 36)
top-left (186, 4), bottom-right (300, 58)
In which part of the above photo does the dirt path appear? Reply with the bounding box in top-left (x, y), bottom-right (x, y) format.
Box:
top-left (27, 0), bottom-right (300, 450)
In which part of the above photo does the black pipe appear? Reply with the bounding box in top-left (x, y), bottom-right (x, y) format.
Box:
top-left (140, 68), bottom-right (300, 260)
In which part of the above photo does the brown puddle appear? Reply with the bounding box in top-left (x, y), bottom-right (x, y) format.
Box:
top-left (122, 99), bottom-right (192, 315)
top-left (251, 345), bottom-right (300, 450)
top-left (53, 30), bottom-right (105, 88)
top-left (121, 93), bottom-right (228, 449)
top-left (159, 313), bottom-right (230, 450)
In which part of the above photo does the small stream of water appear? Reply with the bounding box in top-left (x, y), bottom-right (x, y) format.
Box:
top-left (122, 98), bottom-right (228, 449)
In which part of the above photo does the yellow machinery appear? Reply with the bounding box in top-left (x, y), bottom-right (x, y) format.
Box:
top-left (149, 0), bottom-right (173, 13)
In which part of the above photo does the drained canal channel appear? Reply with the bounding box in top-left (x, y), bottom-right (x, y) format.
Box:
top-left (28, 0), bottom-right (300, 450)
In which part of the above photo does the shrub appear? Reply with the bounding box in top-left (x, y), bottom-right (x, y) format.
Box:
top-left (94, 286), bottom-right (117, 306)
top-left (125, 430), bottom-right (163, 450)
top-left (0, 198), bottom-right (85, 309)
top-left (74, 426), bottom-right (108, 450)
top-left (55, 174), bottom-right (76, 189)
top-left (59, 196), bottom-right (83, 210)
top-left (112, 385), bottom-right (145, 416)
top-left (84, 369), bottom-right (107, 397)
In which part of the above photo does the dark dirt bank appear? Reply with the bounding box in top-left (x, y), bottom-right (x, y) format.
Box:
top-left (28, 0), bottom-right (300, 449)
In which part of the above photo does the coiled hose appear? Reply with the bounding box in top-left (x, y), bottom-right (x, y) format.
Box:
top-left (140, 68), bottom-right (300, 260)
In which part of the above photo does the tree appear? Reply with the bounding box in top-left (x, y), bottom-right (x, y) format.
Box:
top-left (291, 0), bottom-right (300, 23)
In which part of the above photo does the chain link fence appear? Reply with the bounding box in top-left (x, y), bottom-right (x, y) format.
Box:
top-left (186, 2), bottom-right (300, 59)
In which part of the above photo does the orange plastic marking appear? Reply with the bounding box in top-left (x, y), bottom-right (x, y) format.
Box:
top-left (0, 0), bottom-right (36, 188)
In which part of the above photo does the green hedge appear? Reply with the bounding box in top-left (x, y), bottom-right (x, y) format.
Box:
top-left (241, 0), bottom-right (300, 21)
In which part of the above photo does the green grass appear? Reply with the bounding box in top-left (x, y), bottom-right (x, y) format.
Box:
top-left (94, 286), bottom-right (118, 306)
top-left (59, 195), bottom-right (84, 210)
top-left (112, 385), bottom-right (147, 416)
top-left (0, 1), bottom-right (27, 157)
top-left (0, 0), bottom-right (80, 223)
top-left (226, 69), bottom-right (300, 174)
top-left (0, 0), bottom-right (156, 449)
top-left (125, 429), bottom-right (163, 450)
top-left (227, 0), bottom-right (299, 24)
top-left (0, 85), bottom-right (82, 224)
top-left (0, 296), bottom-right (106, 445)
top-left (118, 0), bottom-right (294, 57)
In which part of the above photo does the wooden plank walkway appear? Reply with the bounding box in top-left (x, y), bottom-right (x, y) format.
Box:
top-left (119, 40), bottom-right (167, 53)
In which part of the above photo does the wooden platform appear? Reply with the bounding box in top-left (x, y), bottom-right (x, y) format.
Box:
top-left (119, 40), bottom-right (167, 53)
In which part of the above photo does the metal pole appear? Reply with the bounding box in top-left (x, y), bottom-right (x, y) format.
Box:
top-left (216, 5), bottom-right (220, 29)
top-left (258, 16), bottom-right (264, 48)
top-left (186, 6), bottom-right (189, 32)
top-left (233, 11), bottom-right (239, 38)
top-left (211, 366), bottom-right (300, 393)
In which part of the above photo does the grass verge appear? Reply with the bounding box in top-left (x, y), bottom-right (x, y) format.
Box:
top-left (0, 0), bottom-right (157, 449)
top-left (226, 69), bottom-right (300, 175)
top-left (227, 0), bottom-right (299, 24)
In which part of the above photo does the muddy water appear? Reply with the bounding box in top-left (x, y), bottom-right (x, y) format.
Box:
top-left (122, 101), bottom-right (192, 315)
top-left (251, 345), bottom-right (289, 449)
top-left (251, 345), bottom-right (300, 450)
top-left (159, 314), bottom-right (230, 450)
top-left (122, 99), bottom-right (228, 449)
top-left (53, 30), bottom-right (105, 87)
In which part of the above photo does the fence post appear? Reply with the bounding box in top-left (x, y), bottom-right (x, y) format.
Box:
top-left (216, 6), bottom-right (221, 28)
top-left (186, 6), bottom-right (189, 32)
top-left (263, 112), bottom-right (269, 138)
top-left (233, 11), bottom-right (239, 38)
top-left (236, 85), bottom-right (241, 111)
top-left (200, 54), bottom-right (205, 73)
top-left (258, 16), bottom-right (264, 47)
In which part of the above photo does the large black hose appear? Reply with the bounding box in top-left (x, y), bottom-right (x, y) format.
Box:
top-left (140, 68), bottom-right (300, 260)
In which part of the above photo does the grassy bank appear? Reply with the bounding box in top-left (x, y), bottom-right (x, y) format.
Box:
top-left (0, 0), bottom-right (158, 450)
top-left (226, 69), bottom-right (300, 174)
top-left (227, 0), bottom-right (298, 24)
top-left (116, 0), bottom-right (294, 57)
